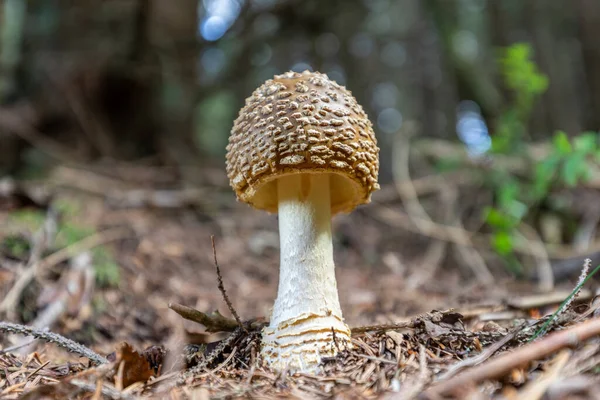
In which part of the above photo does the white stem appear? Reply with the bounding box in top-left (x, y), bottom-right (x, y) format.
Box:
top-left (273, 173), bottom-right (341, 321)
top-left (261, 173), bottom-right (351, 372)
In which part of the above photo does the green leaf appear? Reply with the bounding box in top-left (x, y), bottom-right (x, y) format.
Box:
top-left (561, 153), bottom-right (586, 187)
top-left (553, 131), bottom-right (572, 155)
top-left (498, 180), bottom-right (520, 209)
top-left (485, 207), bottom-right (511, 229)
top-left (93, 248), bottom-right (120, 287)
top-left (506, 200), bottom-right (528, 221)
top-left (573, 132), bottom-right (598, 153)
top-left (492, 231), bottom-right (514, 255)
top-left (532, 154), bottom-right (560, 199)
top-left (435, 158), bottom-right (462, 173)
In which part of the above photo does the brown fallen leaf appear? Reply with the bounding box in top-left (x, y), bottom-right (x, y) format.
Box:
top-left (109, 342), bottom-right (156, 389)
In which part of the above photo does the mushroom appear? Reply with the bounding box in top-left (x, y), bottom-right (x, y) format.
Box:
top-left (226, 71), bottom-right (379, 372)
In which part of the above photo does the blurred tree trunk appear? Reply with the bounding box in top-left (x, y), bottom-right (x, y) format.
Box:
top-left (577, 0), bottom-right (600, 130)
top-left (0, 0), bottom-right (27, 174)
top-left (426, 0), bottom-right (502, 119)
top-left (530, 1), bottom-right (583, 136)
top-left (1, 0), bottom-right (201, 175)
top-left (147, 0), bottom-right (200, 174)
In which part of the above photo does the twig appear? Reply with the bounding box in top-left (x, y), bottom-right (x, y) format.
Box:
top-left (0, 226), bottom-right (131, 316)
top-left (392, 125), bottom-right (452, 288)
top-left (176, 326), bottom-right (243, 385)
top-left (15, 251), bottom-right (95, 356)
top-left (393, 345), bottom-right (431, 399)
top-left (208, 346), bottom-right (238, 375)
top-left (450, 200), bottom-right (494, 285)
top-left (370, 205), bottom-right (600, 260)
top-left (69, 379), bottom-right (138, 400)
top-left (515, 350), bottom-right (571, 400)
top-left (517, 223), bottom-right (554, 291)
top-left (0, 207), bottom-right (58, 317)
top-left (530, 259), bottom-right (597, 341)
top-left (35, 226), bottom-right (132, 272)
top-left (0, 338), bottom-right (35, 354)
top-left (351, 321), bottom-right (413, 335)
top-left (168, 303), bottom-right (238, 332)
top-left (425, 317), bottom-right (600, 397)
top-left (211, 235), bottom-right (247, 333)
top-left (0, 321), bottom-right (108, 365)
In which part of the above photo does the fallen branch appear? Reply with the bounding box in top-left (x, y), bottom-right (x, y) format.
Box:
top-left (426, 317), bottom-right (600, 397)
top-left (351, 321), bottom-right (413, 335)
top-left (168, 303), bottom-right (238, 333)
top-left (0, 321), bottom-right (108, 365)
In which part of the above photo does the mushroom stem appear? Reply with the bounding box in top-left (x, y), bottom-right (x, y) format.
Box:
top-left (261, 173), bottom-right (351, 372)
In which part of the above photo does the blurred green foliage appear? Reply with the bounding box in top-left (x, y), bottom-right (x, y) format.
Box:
top-left (5, 203), bottom-right (120, 288)
top-left (485, 43), bottom-right (600, 273)
top-left (2, 235), bottom-right (30, 259)
top-left (195, 90), bottom-right (237, 157)
top-left (493, 43), bottom-right (549, 154)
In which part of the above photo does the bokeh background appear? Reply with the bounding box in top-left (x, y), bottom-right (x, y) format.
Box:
top-left (1, 0), bottom-right (598, 178)
top-left (1, 0), bottom-right (600, 352)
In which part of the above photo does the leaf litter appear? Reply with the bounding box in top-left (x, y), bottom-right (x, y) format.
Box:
top-left (1, 177), bottom-right (600, 399)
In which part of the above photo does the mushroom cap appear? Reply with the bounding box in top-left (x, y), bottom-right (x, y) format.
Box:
top-left (226, 71), bottom-right (380, 214)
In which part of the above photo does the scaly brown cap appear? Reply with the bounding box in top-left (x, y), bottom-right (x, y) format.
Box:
top-left (226, 70), bottom-right (379, 214)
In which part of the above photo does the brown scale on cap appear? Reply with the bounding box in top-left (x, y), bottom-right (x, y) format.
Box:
top-left (226, 70), bottom-right (380, 214)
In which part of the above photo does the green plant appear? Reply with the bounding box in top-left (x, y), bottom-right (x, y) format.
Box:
top-left (493, 43), bottom-right (549, 154)
top-left (5, 201), bottom-right (121, 287)
top-left (484, 43), bottom-right (599, 273)
top-left (530, 260), bottom-right (600, 341)
top-left (1, 235), bottom-right (30, 259)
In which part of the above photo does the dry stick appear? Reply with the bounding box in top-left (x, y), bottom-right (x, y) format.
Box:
top-left (351, 321), bottom-right (413, 335)
top-left (370, 204), bottom-right (600, 260)
top-left (168, 303), bottom-right (238, 332)
top-left (392, 127), bottom-right (451, 287)
top-left (394, 124), bottom-right (493, 285)
top-left (0, 207), bottom-right (58, 316)
top-left (1, 226), bottom-right (131, 315)
top-left (515, 350), bottom-right (571, 400)
top-left (0, 322), bottom-right (108, 365)
top-left (69, 379), bottom-right (137, 400)
top-left (16, 252), bottom-right (95, 356)
top-left (426, 317), bottom-right (600, 397)
top-left (517, 223), bottom-right (554, 292)
top-left (211, 235), bottom-right (247, 333)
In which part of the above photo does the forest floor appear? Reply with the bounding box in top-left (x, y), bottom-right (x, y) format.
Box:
top-left (1, 165), bottom-right (599, 399)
